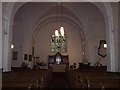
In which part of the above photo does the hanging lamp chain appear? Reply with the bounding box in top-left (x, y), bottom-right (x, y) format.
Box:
top-left (61, 2), bottom-right (63, 26)
top-left (56, 2), bottom-right (58, 29)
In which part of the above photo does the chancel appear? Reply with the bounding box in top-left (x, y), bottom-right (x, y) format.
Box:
top-left (1, 2), bottom-right (120, 89)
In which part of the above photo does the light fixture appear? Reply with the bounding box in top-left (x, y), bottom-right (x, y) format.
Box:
top-left (104, 43), bottom-right (107, 48)
top-left (82, 52), bottom-right (85, 54)
top-left (55, 29), bottom-right (59, 36)
top-left (60, 27), bottom-right (64, 36)
top-left (98, 40), bottom-right (107, 57)
top-left (60, 2), bottom-right (64, 36)
top-left (11, 44), bottom-right (14, 49)
top-left (53, 2), bottom-right (65, 53)
top-left (54, 2), bottom-right (65, 37)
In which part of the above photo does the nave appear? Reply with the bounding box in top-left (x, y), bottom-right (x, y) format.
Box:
top-left (2, 66), bottom-right (120, 90)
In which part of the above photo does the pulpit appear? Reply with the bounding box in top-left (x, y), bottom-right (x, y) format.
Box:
top-left (48, 52), bottom-right (69, 72)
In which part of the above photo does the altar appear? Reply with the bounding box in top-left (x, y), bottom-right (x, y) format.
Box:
top-left (52, 64), bottom-right (66, 72)
top-left (48, 52), bottom-right (69, 72)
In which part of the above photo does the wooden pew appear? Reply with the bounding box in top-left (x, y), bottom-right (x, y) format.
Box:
top-left (2, 68), bottom-right (52, 90)
top-left (66, 67), bottom-right (120, 89)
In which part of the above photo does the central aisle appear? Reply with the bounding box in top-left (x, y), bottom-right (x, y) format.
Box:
top-left (49, 72), bottom-right (69, 89)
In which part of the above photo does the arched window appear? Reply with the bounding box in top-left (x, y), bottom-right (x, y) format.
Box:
top-left (51, 32), bottom-right (67, 53)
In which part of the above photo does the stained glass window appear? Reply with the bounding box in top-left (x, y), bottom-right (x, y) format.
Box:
top-left (51, 33), bottom-right (67, 53)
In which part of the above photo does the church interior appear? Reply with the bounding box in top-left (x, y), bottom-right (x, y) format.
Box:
top-left (1, 2), bottom-right (120, 89)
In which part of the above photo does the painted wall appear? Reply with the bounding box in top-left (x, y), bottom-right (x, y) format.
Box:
top-left (12, 2), bottom-right (106, 68)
